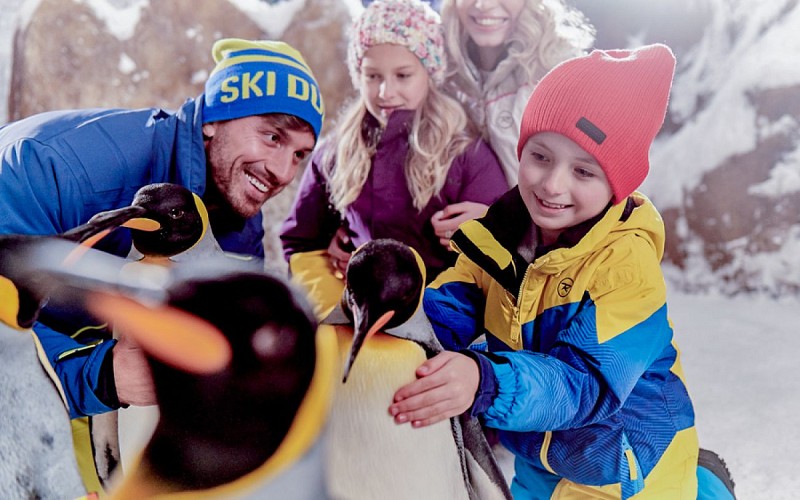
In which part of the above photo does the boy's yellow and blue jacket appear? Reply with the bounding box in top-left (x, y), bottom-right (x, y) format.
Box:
top-left (424, 187), bottom-right (697, 498)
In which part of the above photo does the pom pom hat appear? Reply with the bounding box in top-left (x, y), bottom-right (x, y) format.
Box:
top-left (348, 0), bottom-right (446, 88)
top-left (203, 38), bottom-right (324, 139)
top-left (517, 44), bottom-right (677, 203)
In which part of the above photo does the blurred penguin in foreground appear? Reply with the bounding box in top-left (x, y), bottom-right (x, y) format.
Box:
top-left (98, 266), bottom-right (337, 499)
top-left (91, 181), bottom-right (232, 489)
top-left (322, 238), bottom-right (511, 499)
top-left (25, 247), bottom-right (337, 499)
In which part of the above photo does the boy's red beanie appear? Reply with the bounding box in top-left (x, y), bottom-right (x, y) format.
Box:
top-left (517, 44), bottom-right (676, 203)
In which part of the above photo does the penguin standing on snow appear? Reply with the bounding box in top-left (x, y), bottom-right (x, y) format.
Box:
top-left (322, 238), bottom-right (512, 500)
top-left (81, 266), bottom-right (338, 499)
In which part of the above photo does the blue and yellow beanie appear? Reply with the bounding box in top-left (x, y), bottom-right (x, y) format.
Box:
top-left (203, 38), bottom-right (325, 139)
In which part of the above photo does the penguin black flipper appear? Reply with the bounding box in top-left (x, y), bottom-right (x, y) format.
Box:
top-left (456, 414), bottom-right (513, 499)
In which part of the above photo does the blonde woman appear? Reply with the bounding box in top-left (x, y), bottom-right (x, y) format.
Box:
top-left (423, 0), bottom-right (593, 245)
top-left (281, 0), bottom-right (506, 316)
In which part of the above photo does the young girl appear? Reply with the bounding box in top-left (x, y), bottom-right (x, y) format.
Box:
top-left (390, 45), bottom-right (720, 498)
top-left (280, 0), bottom-right (507, 317)
top-left (429, 0), bottom-right (594, 243)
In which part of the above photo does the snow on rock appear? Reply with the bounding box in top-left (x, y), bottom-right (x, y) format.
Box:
top-left (645, 0), bottom-right (800, 296)
top-left (75, 0), bottom-right (148, 41)
top-left (117, 52), bottom-right (136, 74)
top-left (575, 0), bottom-right (800, 296)
top-left (226, 0), bottom-right (306, 38)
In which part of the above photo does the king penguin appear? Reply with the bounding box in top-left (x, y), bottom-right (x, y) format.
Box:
top-left (82, 266), bottom-right (338, 499)
top-left (322, 238), bottom-right (512, 500)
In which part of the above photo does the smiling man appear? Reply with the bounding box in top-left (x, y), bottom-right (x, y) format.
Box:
top-left (0, 38), bottom-right (324, 418)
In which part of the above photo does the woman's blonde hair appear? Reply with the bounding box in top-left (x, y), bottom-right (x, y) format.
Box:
top-left (321, 78), bottom-right (476, 212)
top-left (442, 0), bottom-right (594, 101)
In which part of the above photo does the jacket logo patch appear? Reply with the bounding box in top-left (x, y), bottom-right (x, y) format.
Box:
top-left (495, 110), bottom-right (514, 129)
top-left (576, 117), bottom-right (606, 145)
top-left (558, 278), bottom-right (574, 297)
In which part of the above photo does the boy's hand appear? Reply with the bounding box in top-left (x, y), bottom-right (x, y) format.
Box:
top-left (389, 352), bottom-right (479, 428)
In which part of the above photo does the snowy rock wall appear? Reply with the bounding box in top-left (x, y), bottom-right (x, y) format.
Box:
top-left (5, 0), bottom-right (799, 295)
top-left (575, 0), bottom-right (800, 296)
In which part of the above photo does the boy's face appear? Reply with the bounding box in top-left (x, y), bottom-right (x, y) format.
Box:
top-left (359, 43), bottom-right (430, 125)
top-left (518, 132), bottom-right (613, 246)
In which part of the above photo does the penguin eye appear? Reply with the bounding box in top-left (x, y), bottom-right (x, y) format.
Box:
top-left (168, 208), bottom-right (184, 219)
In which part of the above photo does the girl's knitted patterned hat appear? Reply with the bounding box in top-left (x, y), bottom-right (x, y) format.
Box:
top-left (517, 44), bottom-right (676, 203)
top-left (204, 38), bottom-right (325, 139)
top-left (347, 0), bottom-right (445, 88)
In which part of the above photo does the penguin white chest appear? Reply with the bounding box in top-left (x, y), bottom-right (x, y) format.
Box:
top-left (326, 328), bottom-right (469, 500)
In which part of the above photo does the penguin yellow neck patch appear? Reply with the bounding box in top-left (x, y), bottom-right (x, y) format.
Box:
top-left (0, 276), bottom-right (22, 330)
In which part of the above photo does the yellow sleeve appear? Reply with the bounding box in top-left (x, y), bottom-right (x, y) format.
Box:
top-left (288, 250), bottom-right (345, 320)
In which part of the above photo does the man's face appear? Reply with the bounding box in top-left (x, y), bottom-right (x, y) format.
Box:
top-left (203, 115), bottom-right (316, 218)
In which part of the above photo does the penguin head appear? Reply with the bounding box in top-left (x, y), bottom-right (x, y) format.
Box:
top-left (155, 272), bottom-right (318, 442)
top-left (127, 183), bottom-right (208, 258)
top-left (341, 238), bottom-right (426, 382)
top-left (88, 266), bottom-right (328, 489)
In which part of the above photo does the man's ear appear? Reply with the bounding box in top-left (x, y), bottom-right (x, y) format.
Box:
top-left (202, 122), bottom-right (216, 140)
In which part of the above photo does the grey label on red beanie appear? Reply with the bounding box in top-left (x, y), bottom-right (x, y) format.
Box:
top-left (576, 117), bottom-right (606, 145)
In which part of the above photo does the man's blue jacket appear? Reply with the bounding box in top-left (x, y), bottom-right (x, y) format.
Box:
top-left (0, 97), bottom-right (264, 417)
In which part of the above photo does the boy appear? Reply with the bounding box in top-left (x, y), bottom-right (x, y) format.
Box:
top-left (390, 44), bottom-right (723, 498)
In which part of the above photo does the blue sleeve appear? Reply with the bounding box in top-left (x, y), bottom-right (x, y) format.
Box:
top-left (476, 302), bottom-right (674, 433)
top-left (423, 279), bottom-right (485, 351)
top-left (0, 139), bottom-right (84, 235)
top-left (33, 322), bottom-right (119, 418)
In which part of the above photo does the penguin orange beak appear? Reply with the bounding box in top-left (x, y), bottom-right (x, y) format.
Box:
top-left (341, 307), bottom-right (394, 383)
top-left (122, 217), bottom-right (161, 232)
top-left (63, 217), bottom-right (161, 266)
top-left (88, 291), bottom-right (232, 375)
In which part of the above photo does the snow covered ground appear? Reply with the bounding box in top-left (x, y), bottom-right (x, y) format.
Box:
top-left (668, 288), bottom-right (799, 499)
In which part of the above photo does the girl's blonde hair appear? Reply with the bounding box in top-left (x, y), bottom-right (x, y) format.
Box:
top-left (442, 0), bottom-right (594, 103)
top-left (321, 78), bottom-right (476, 212)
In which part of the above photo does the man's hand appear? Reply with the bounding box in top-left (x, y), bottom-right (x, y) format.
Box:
top-left (389, 351), bottom-right (479, 427)
top-left (431, 202), bottom-right (489, 249)
top-left (112, 333), bottom-right (156, 407)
